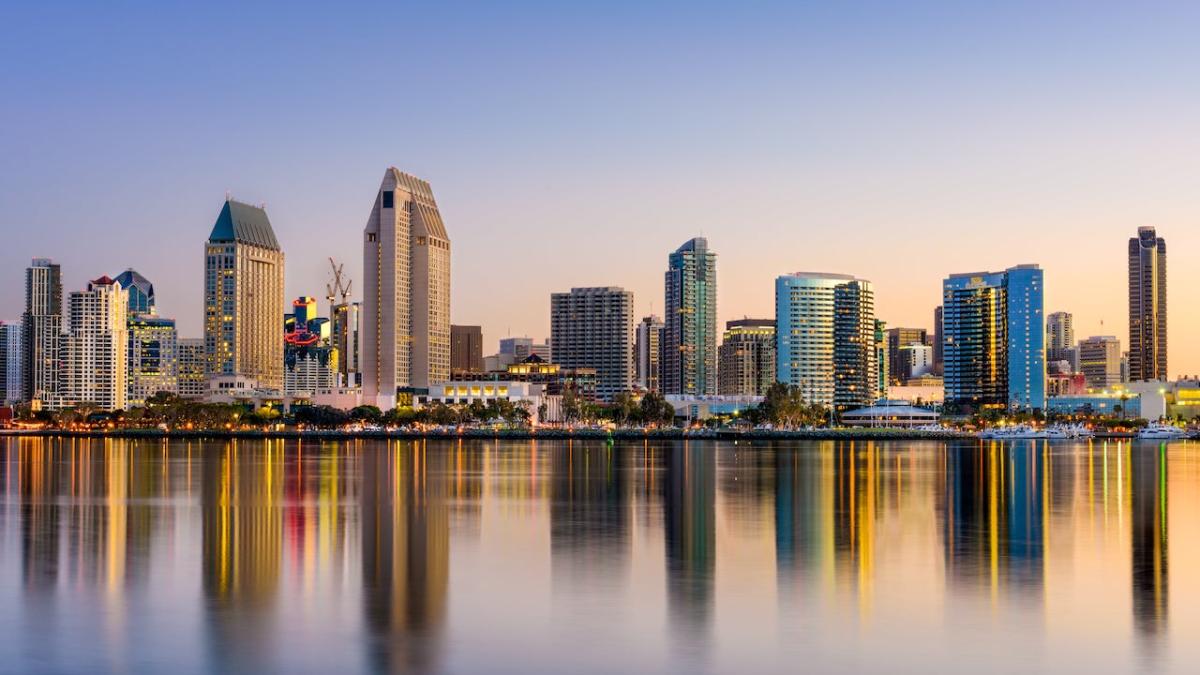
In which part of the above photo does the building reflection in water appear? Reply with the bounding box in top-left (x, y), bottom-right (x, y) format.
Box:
top-left (1130, 443), bottom-right (1167, 648)
top-left (361, 440), bottom-right (449, 673)
top-left (663, 441), bottom-right (715, 643)
top-left (550, 440), bottom-right (629, 587)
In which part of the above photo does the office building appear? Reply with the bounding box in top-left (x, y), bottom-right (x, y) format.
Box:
top-left (886, 327), bottom-right (927, 386)
top-left (204, 199), bottom-right (285, 391)
top-left (775, 272), bottom-right (877, 408)
top-left (114, 268), bottom-right (156, 315)
top-left (127, 314), bottom-right (178, 406)
top-left (284, 297), bottom-right (338, 396)
top-left (331, 301), bottom-right (361, 387)
top-left (550, 287), bottom-right (634, 401)
top-left (1128, 227), bottom-right (1167, 381)
top-left (717, 318), bottom-right (775, 396)
top-left (662, 237), bottom-right (717, 395)
top-left (897, 343), bottom-right (933, 381)
top-left (635, 315), bottom-right (664, 392)
top-left (62, 276), bottom-right (128, 411)
top-left (22, 258), bottom-right (62, 405)
top-left (451, 325), bottom-right (484, 373)
top-left (1078, 335), bottom-right (1122, 389)
top-left (932, 305), bottom-right (944, 375)
top-left (177, 338), bottom-right (207, 399)
top-left (942, 265), bottom-right (1045, 411)
top-left (362, 168), bottom-right (451, 408)
top-left (0, 321), bottom-right (21, 405)
top-left (874, 319), bottom-right (888, 398)
top-left (1046, 311), bottom-right (1074, 364)
top-left (500, 336), bottom-right (550, 361)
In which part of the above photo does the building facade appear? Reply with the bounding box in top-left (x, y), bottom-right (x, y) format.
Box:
top-left (1046, 311), bottom-right (1074, 364)
top-left (942, 265), bottom-right (1045, 411)
top-left (114, 268), bottom-right (155, 315)
top-left (362, 168), bottom-right (451, 408)
top-left (932, 305), bottom-right (944, 375)
top-left (331, 301), bottom-right (361, 387)
top-left (127, 314), bottom-right (178, 406)
top-left (635, 315), bottom-right (664, 392)
top-left (717, 318), bottom-right (775, 396)
top-left (177, 338), bottom-right (207, 398)
top-left (204, 199), bottom-right (285, 391)
top-left (775, 272), bottom-right (877, 408)
top-left (1128, 226), bottom-right (1167, 381)
top-left (0, 321), bottom-right (21, 405)
top-left (1078, 335), bottom-right (1122, 389)
top-left (62, 277), bottom-right (128, 411)
top-left (549, 287), bottom-right (634, 401)
top-left (662, 237), bottom-right (717, 395)
top-left (451, 324), bottom-right (484, 373)
top-left (885, 327), bottom-right (927, 386)
top-left (897, 343), bottom-right (934, 381)
top-left (22, 258), bottom-right (62, 405)
top-left (874, 319), bottom-right (888, 398)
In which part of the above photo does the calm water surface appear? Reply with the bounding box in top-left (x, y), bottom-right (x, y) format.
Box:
top-left (0, 436), bottom-right (1195, 673)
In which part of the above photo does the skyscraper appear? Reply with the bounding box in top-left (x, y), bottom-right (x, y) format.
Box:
top-left (932, 305), bottom-right (944, 376)
top-left (22, 258), bottom-right (62, 405)
top-left (885, 327), bottom-right (927, 386)
top-left (62, 276), bottom-right (128, 411)
top-left (635, 315), bottom-right (664, 392)
top-left (204, 199), bottom-right (285, 390)
top-left (362, 168), bottom-right (451, 409)
top-left (0, 321), bottom-right (22, 405)
top-left (114, 268), bottom-right (156, 315)
top-left (177, 338), bottom-right (207, 399)
top-left (127, 314), bottom-right (178, 406)
top-left (663, 237), bottom-right (717, 395)
top-left (1128, 226), bottom-right (1167, 381)
top-left (284, 297), bottom-right (338, 396)
top-left (550, 287), bottom-right (634, 401)
top-left (717, 319), bottom-right (775, 396)
top-left (1046, 311), bottom-right (1074, 364)
top-left (1078, 335), bottom-right (1122, 389)
top-left (874, 319), bottom-right (888, 397)
top-left (450, 325), bottom-right (484, 373)
top-left (775, 272), bottom-right (877, 408)
top-left (331, 301), bottom-right (361, 387)
top-left (942, 265), bottom-right (1045, 411)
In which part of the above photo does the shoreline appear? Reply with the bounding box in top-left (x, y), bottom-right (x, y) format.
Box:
top-left (0, 428), bottom-right (1140, 441)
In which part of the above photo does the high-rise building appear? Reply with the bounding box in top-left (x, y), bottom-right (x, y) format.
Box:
top-left (897, 344), bottom-right (934, 381)
top-left (127, 314), bottom-right (178, 406)
top-left (717, 318), bottom-right (775, 396)
top-left (177, 338), bottom-right (207, 399)
top-left (450, 325), bottom-right (484, 373)
top-left (362, 168), bottom-right (451, 408)
top-left (1046, 311), bottom-right (1074, 364)
top-left (0, 321), bottom-right (22, 405)
top-left (22, 258), bottom-right (62, 405)
top-left (932, 305), bottom-right (944, 375)
top-left (499, 337), bottom-right (549, 361)
top-left (662, 237), bottom-right (717, 395)
top-left (331, 301), bottom-right (361, 387)
top-left (635, 315), bottom-right (664, 392)
top-left (1078, 335), bottom-right (1122, 389)
top-left (284, 296), bottom-right (338, 396)
top-left (204, 199), bottom-right (285, 391)
top-left (62, 276), bottom-right (128, 411)
top-left (1128, 227), bottom-right (1167, 381)
top-left (874, 319), bottom-right (888, 398)
top-left (942, 265), bottom-right (1045, 411)
top-left (114, 268), bottom-right (156, 315)
top-left (775, 272), bottom-right (877, 408)
top-left (886, 327), bottom-right (927, 386)
top-left (550, 287), bottom-right (634, 401)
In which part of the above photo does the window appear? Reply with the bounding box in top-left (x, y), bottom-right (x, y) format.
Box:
top-left (382, 190), bottom-right (394, 208)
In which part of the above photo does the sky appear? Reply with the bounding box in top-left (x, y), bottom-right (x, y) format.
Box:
top-left (2, 1), bottom-right (1199, 376)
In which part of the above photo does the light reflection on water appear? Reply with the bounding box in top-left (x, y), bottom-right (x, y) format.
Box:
top-left (0, 437), bottom-right (1194, 673)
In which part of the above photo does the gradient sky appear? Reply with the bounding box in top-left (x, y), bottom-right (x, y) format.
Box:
top-left (3, 1), bottom-right (1198, 376)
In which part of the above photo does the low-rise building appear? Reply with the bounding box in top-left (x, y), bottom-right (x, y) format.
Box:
top-left (842, 401), bottom-right (939, 428)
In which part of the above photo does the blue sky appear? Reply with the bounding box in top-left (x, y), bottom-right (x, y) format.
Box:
top-left (3, 1), bottom-right (1199, 374)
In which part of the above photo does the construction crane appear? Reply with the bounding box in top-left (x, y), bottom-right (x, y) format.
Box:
top-left (325, 258), bottom-right (352, 311)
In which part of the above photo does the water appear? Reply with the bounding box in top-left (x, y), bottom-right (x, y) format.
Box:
top-left (0, 436), bottom-right (1194, 674)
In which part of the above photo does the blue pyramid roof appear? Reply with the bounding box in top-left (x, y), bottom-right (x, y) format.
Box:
top-left (209, 199), bottom-right (280, 250)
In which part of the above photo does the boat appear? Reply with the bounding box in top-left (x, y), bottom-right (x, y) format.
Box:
top-left (1044, 423), bottom-right (1094, 440)
top-left (1136, 422), bottom-right (1187, 440)
top-left (980, 424), bottom-right (1046, 440)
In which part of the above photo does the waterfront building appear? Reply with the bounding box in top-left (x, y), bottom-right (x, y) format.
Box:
top-left (1078, 335), bottom-right (1122, 389)
top-left (1128, 226), bottom-right (1167, 381)
top-left (932, 305), bottom-right (944, 375)
top-left (662, 237), bottom-right (717, 396)
top-left (1047, 372), bottom-right (1087, 397)
top-left (886, 327), bottom-right (927, 386)
top-left (874, 320), bottom-right (888, 398)
top-left (418, 381), bottom-right (554, 424)
top-left (550, 287), bottom-right (634, 401)
top-left (942, 264), bottom-right (1045, 411)
top-left (458, 354), bottom-right (600, 400)
top-left (717, 318), bottom-right (775, 396)
top-left (62, 276), bottom-right (128, 411)
top-left (635, 315), bottom-right (664, 392)
top-left (1047, 392), bottom-right (1141, 418)
top-left (1046, 311), bottom-right (1074, 364)
top-left (841, 401), bottom-right (939, 429)
top-left (451, 325), bottom-right (484, 373)
top-left (775, 272), bottom-right (877, 408)
top-left (177, 338), bottom-right (207, 398)
top-left (331, 301), bottom-right (361, 386)
top-left (113, 268), bottom-right (156, 315)
top-left (127, 314), bottom-right (178, 406)
top-left (204, 199), bottom-right (285, 391)
top-left (0, 321), bottom-right (21, 405)
top-left (22, 258), bottom-right (62, 405)
top-left (666, 394), bottom-right (761, 421)
top-left (362, 168), bottom-right (451, 408)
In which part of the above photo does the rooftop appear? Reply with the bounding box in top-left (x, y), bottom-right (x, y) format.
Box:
top-left (209, 199), bottom-right (281, 250)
